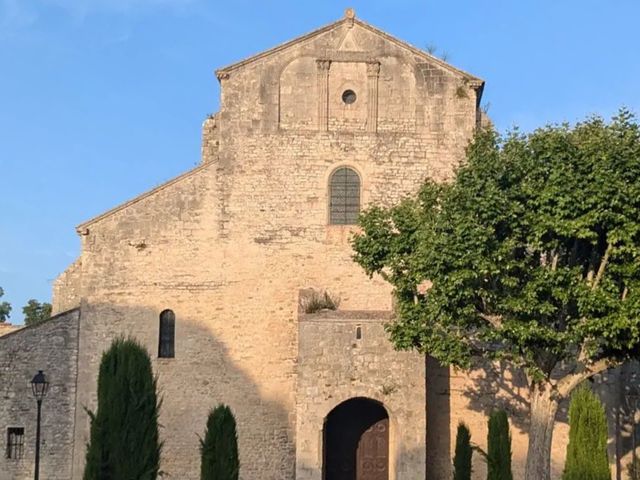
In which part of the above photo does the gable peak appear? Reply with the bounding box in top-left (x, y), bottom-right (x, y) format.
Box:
top-left (214, 9), bottom-right (483, 85)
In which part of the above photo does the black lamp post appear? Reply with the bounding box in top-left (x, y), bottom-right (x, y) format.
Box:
top-left (30, 370), bottom-right (49, 480)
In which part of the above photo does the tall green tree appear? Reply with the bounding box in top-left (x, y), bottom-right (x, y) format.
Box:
top-left (562, 385), bottom-right (610, 480)
top-left (352, 110), bottom-right (640, 480)
top-left (22, 299), bottom-right (52, 326)
top-left (453, 422), bottom-right (473, 480)
top-left (487, 410), bottom-right (512, 480)
top-left (83, 337), bottom-right (161, 480)
top-left (200, 404), bottom-right (239, 480)
top-left (0, 287), bottom-right (11, 323)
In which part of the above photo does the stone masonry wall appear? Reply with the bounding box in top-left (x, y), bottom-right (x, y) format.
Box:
top-left (52, 259), bottom-right (82, 315)
top-left (56, 13), bottom-right (481, 480)
top-left (296, 310), bottom-right (426, 480)
top-left (201, 113), bottom-right (220, 165)
top-left (0, 309), bottom-right (80, 480)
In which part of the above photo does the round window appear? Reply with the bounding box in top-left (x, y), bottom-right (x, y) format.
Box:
top-left (342, 89), bottom-right (357, 105)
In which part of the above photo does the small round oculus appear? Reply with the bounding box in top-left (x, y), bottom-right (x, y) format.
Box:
top-left (342, 89), bottom-right (357, 105)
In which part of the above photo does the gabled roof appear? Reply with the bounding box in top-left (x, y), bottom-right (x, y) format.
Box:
top-left (76, 162), bottom-right (212, 232)
top-left (215, 11), bottom-right (484, 86)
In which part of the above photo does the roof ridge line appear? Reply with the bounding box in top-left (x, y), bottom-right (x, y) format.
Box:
top-left (215, 17), bottom-right (347, 76)
top-left (215, 15), bottom-right (483, 85)
top-left (352, 18), bottom-right (483, 83)
top-left (0, 307), bottom-right (81, 341)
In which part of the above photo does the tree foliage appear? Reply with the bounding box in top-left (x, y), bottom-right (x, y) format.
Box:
top-left (200, 404), bottom-right (239, 480)
top-left (487, 410), bottom-right (512, 480)
top-left (352, 110), bottom-right (640, 479)
top-left (453, 422), bottom-right (473, 480)
top-left (22, 299), bottom-right (52, 326)
top-left (562, 385), bottom-right (610, 480)
top-left (83, 337), bottom-right (162, 480)
top-left (0, 287), bottom-right (11, 323)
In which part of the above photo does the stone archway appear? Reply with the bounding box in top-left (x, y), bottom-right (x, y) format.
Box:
top-left (323, 397), bottom-right (389, 480)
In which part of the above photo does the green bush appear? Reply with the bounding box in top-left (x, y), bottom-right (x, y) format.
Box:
top-left (83, 337), bottom-right (161, 480)
top-left (200, 404), bottom-right (240, 480)
top-left (487, 410), bottom-right (512, 480)
top-left (562, 385), bottom-right (610, 480)
top-left (453, 422), bottom-right (473, 480)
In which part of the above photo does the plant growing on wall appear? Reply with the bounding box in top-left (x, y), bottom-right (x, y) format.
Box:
top-left (351, 110), bottom-right (640, 480)
top-left (453, 422), bottom-right (473, 480)
top-left (562, 385), bottom-right (610, 480)
top-left (83, 337), bottom-right (161, 480)
top-left (487, 410), bottom-right (512, 480)
top-left (200, 404), bottom-right (239, 480)
top-left (301, 290), bottom-right (341, 314)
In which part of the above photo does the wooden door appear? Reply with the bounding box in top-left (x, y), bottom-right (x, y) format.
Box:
top-left (356, 418), bottom-right (389, 480)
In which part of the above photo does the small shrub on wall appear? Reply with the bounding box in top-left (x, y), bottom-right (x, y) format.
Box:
top-left (301, 290), bottom-right (340, 314)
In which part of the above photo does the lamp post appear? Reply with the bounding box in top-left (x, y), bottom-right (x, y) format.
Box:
top-left (30, 370), bottom-right (49, 480)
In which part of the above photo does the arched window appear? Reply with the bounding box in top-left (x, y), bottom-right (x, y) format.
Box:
top-left (329, 167), bottom-right (360, 225)
top-left (158, 309), bottom-right (175, 358)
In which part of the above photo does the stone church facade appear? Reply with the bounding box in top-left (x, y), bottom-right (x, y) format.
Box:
top-left (1, 9), bottom-right (637, 480)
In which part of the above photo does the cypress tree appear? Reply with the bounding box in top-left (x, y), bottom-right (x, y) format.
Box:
top-left (453, 422), bottom-right (473, 480)
top-left (200, 404), bottom-right (240, 480)
top-left (562, 385), bottom-right (610, 480)
top-left (83, 337), bottom-right (161, 480)
top-left (487, 410), bottom-right (512, 480)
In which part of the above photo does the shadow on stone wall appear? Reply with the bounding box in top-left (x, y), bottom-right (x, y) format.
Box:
top-left (425, 356), bottom-right (451, 479)
top-left (453, 357), bottom-right (640, 480)
top-left (16, 301), bottom-right (639, 479)
top-left (75, 303), bottom-right (298, 480)
top-left (595, 363), bottom-right (640, 480)
top-left (461, 360), bottom-right (532, 431)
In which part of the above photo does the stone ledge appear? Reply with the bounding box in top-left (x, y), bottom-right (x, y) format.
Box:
top-left (300, 309), bottom-right (393, 322)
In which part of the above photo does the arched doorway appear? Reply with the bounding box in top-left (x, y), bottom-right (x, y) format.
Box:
top-left (323, 397), bottom-right (389, 480)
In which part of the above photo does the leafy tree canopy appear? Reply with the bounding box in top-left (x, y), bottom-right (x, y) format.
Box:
top-left (353, 110), bottom-right (640, 383)
top-left (0, 287), bottom-right (11, 323)
top-left (352, 110), bottom-right (640, 479)
top-left (22, 299), bottom-right (52, 326)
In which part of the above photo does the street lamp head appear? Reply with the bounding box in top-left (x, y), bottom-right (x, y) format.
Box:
top-left (31, 370), bottom-right (49, 401)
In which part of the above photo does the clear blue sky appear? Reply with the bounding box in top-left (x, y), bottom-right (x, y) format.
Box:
top-left (1, 0), bottom-right (639, 323)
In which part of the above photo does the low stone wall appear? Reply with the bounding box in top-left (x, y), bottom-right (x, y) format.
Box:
top-left (0, 309), bottom-right (80, 480)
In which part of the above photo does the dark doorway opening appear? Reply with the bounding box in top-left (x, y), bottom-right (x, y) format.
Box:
top-left (323, 397), bottom-right (389, 480)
